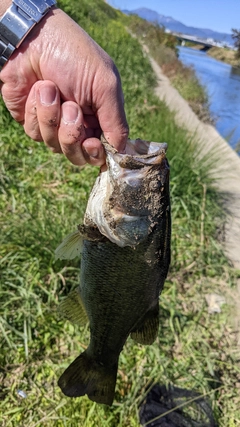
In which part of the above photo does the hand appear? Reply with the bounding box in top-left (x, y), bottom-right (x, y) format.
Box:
top-left (25, 79), bottom-right (107, 166)
top-left (0, 7), bottom-right (129, 166)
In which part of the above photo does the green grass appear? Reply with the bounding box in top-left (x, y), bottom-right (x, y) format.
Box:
top-left (0, 1), bottom-right (239, 426)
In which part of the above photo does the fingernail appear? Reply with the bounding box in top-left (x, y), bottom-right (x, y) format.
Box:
top-left (82, 145), bottom-right (99, 161)
top-left (90, 149), bottom-right (99, 158)
top-left (40, 85), bottom-right (57, 105)
top-left (82, 146), bottom-right (99, 159)
top-left (62, 104), bottom-right (79, 123)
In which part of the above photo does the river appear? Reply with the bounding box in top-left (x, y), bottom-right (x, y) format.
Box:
top-left (178, 46), bottom-right (240, 152)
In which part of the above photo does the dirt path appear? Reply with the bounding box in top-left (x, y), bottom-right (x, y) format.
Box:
top-left (148, 55), bottom-right (240, 341)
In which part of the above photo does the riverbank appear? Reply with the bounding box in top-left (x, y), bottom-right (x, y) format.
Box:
top-left (149, 51), bottom-right (240, 341)
top-left (208, 46), bottom-right (240, 67)
top-left (150, 54), bottom-right (240, 267)
top-left (178, 46), bottom-right (240, 152)
top-left (125, 15), bottom-right (213, 125)
top-left (187, 43), bottom-right (240, 68)
top-left (160, 58), bottom-right (214, 124)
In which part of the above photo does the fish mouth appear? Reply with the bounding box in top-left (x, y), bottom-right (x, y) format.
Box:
top-left (84, 137), bottom-right (170, 248)
top-left (125, 139), bottom-right (167, 157)
top-left (101, 136), bottom-right (168, 169)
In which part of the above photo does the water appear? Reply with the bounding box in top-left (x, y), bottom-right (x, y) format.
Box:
top-left (178, 46), bottom-right (240, 151)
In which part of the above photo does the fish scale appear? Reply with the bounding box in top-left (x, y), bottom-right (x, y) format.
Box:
top-left (55, 137), bottom-right (171, 405)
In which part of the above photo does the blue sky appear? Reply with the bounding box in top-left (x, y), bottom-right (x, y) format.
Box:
top-left (107, 0), bottom-right (239, 34)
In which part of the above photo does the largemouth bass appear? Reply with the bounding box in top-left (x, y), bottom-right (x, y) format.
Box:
top-left (55, 136), bottom-right (171, 405)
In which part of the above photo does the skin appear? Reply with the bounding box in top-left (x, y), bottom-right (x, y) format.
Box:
top-left (0, 2), bottom-right (129, 166)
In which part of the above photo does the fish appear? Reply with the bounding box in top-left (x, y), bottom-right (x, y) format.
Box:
top-left (55, 136), bottom-right (171, 405)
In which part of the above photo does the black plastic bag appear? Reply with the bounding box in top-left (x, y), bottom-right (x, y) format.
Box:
top-left (139, 384), bottom-right (218, 427)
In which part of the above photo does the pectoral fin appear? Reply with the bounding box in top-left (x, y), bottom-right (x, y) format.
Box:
top-left (131, 304), bottom-right (159, 345)
top-left (58, 288), bottom-right (89, 326)
top-left (55, 230), bottom-right (83, 260)
top-left (55, 225), bottom-right (106, 260)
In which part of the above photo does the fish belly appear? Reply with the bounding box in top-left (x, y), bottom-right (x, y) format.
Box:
top-left (58, 217), bottom-right (170, 405)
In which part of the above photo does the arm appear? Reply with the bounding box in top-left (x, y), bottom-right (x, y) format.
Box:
top-left (0, 1), bottom-right (128, 166)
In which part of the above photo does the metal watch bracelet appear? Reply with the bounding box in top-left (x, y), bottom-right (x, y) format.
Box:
top-left (0, 0), bottom-right (57, 71)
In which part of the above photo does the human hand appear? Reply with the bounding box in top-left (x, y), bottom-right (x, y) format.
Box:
top-left (24, 79), bottom-right (108, 166)
top-left (0, 7), bottom-right (128, 166)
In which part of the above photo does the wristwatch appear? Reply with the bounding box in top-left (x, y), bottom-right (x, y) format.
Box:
top-left (0, 0), bottom-right (57, 71)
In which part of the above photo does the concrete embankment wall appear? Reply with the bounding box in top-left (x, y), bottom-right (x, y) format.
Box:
top-left (149, 56), bottom-right (240, 270)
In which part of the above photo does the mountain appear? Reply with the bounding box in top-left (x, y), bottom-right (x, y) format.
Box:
top-left (122, 7), bottom-right (233, 46)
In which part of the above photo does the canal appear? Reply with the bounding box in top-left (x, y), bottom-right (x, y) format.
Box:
top-left (178, 46), bottom-right (240, 151)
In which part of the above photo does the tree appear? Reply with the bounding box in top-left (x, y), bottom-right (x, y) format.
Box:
top-left (232, 29), bottom-right (240, 58)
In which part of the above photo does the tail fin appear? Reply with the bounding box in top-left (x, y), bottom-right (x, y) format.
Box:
top-left (58, 351), bottom-right (118, 405)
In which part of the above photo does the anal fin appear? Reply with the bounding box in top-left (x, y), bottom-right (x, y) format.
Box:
top-left (130, 304), bottom-right (159, 345)
top-left (58, 288), bottom-right (88, 326)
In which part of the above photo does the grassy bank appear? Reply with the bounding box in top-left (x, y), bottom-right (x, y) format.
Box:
top-left (0, 1), bottom-right (239, 426)
top-left (125, 14), bottom-right (212, 124)
top-left (208, 46), bottom-right (240, 68)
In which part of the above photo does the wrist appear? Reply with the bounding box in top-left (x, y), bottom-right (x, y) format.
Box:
top-left (0, 0), bottom-right (57, 70)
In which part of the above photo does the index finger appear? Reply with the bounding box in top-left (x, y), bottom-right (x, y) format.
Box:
top-left (94, 66), bottom-right (129, 152)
